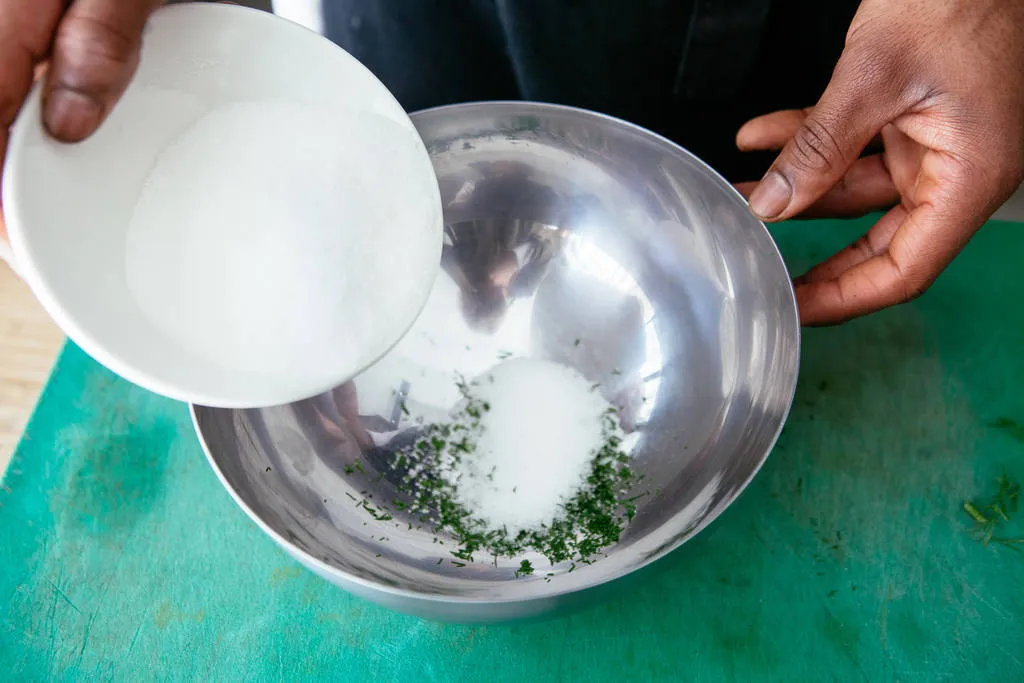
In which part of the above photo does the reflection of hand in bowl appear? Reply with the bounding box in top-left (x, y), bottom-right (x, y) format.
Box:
top-left (303, 382), bottom-right (375, 454)
top-left (458, 282), bottom-right (510, 335)
top-left (444, 218), bottom-right (568, 333)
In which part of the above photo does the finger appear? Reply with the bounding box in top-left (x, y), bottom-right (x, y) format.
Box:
top-left (0, 0), bottom-right (66, 245)
top-left (0, 2), bottom-right (64, 128)
top-left (737, 154), bottom-right (899, 219)
top-left (747, 54), bottom-right (905, 222)
top-left (807, 154), bottom-right (899, 219)
top-left (0, 137), bottom-right (7, 245)
top-left (43, 0), bottom-right (163, 142)
top-left (796, 183), bottom-right (981, 326)
top-left (734, 181), bottom-right (757, 200)
top-left (790, 154), bottom-right (899, 219)
top-left (738, 109), bottom-right (885, 156)
top-left (738, 108), bottom-right (885, 157)
top-left (736, 109), bottom-right (810, 152)
top-left (795, 205), bottom-right (906, 285)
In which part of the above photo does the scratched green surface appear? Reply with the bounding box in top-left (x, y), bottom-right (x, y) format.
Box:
top-left (2, 216), bottom-right (1024, 681)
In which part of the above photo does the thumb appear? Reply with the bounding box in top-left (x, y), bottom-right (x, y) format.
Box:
top-left (43, 0), bottom-right (163, 142)
top-left (748, 57), bottom-right (902, 222)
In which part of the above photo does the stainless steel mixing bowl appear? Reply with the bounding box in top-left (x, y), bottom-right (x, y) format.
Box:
top-left (192, 102), bottom-right (800, 622)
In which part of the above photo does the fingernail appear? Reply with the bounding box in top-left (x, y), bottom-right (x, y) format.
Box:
top-left (748, 170), bottom-right (792, 220)
top-left (44, 89), bottom-right (103, 142)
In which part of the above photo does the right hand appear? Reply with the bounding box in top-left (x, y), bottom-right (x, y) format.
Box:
top-left (735, 0), bottom-right (1024, 326)
top-left (0, 0), bottom-right (163, 250)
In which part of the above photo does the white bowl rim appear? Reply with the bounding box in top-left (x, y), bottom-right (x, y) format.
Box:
top-left (2, 2), bottom-right (441, 408)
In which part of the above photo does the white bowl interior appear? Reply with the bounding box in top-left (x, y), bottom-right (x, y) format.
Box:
top-left (3, 4), bottom-right (442, 407)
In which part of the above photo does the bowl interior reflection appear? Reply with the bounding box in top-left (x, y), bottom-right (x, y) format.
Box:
top-left (192, 102), bottom-right (799, 608)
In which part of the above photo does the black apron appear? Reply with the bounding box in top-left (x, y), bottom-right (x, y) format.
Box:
top-left (319, 0), bottom-right (859, 181)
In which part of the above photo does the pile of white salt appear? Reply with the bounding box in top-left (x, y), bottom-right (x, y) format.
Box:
top-left (124, 100), bottom-right (440, 398)
top-left (449, 358), bottom-right (616, 533)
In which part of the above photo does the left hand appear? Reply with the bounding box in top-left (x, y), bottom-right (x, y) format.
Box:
top-left (736, 0), bottom-right (1024, 326)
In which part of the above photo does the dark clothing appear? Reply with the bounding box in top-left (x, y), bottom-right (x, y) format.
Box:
top-left (319, 0), bottom-right (859, 180)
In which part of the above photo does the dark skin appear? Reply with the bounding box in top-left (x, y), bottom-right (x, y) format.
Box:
top-left (1, 0), bottom-right (1022, 326)
top-left (737, 0), bottom-right (1024, 325)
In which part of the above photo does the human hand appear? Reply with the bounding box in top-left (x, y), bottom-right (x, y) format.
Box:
top-left (0, 0), bottom-right (163, 251)
top-left (736, 0), bottom-right (1024, 325)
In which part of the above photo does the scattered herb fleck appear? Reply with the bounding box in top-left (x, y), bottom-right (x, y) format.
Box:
top-left (964, 472), bottom-right (1023, 548)
top-left (989, 417), bottom-right (1024, 443)
top-left (963, 501), bottom-right (988, 525)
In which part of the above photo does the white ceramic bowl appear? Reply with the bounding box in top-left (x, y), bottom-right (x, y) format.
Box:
top-left (3, 3), bottom-right (442, 407)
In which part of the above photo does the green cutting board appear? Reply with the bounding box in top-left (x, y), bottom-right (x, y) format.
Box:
top-left (2, 216), bottom-right (1023, 681)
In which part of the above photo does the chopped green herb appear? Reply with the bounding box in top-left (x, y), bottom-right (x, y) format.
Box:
top-left (360, 501), bottom-right (394, 522)
top-left (515, 559), bottom-right (534, 577)
top-left (964, 472), bottom-right (1022, 547)
top-left (964, 501), bottom-right (988, 525)
top-left (353, 371), bottom-right (647, 575)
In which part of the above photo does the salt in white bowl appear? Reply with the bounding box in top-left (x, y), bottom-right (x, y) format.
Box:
top-left (2, 3), bottom-right (443, 407)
